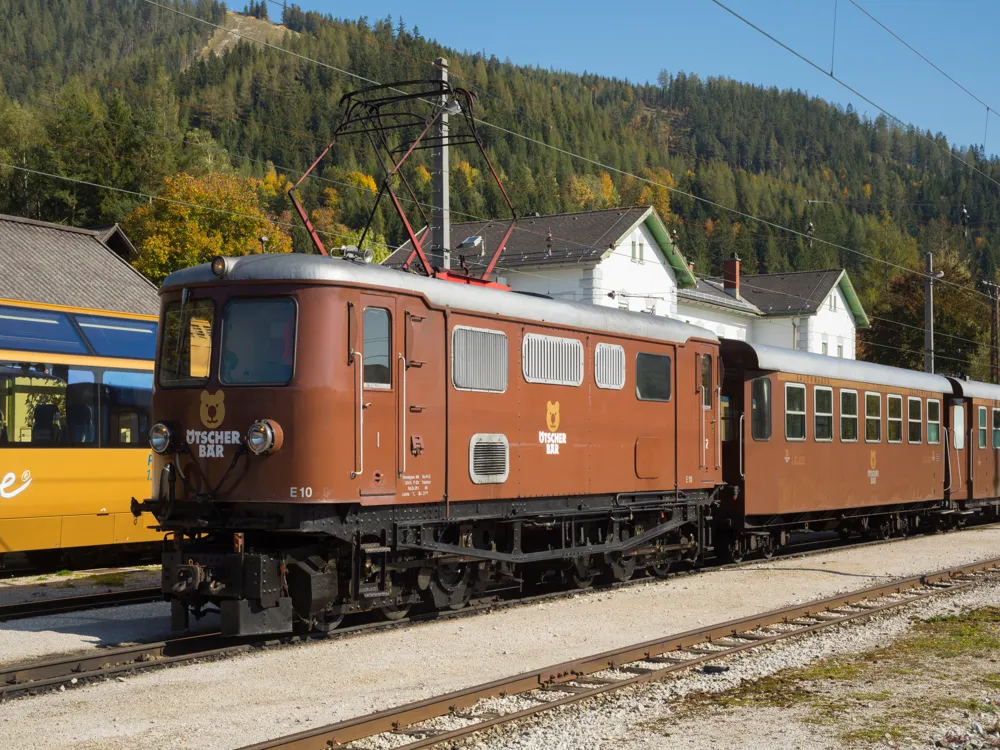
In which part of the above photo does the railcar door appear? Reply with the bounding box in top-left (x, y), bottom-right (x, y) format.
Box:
top-left (354, 294), bottom-right (398, 497)
top-left (947, 398), bottom-right (970, 503)
top-left (696, 347), bottom-right (718, 484)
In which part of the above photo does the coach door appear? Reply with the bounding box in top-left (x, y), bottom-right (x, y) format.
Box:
top-left (947, 398), bottom-right (971, 502)
top-left (696, 347), bottom-right (719, 483)
top-left (352, 294), bottom-right (397, 497)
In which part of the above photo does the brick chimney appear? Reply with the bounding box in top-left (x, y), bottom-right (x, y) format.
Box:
top-left (723, 254), bottom-right (741, 298)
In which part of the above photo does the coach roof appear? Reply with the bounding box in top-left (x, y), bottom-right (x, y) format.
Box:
top-left (721, 340), bottom-right (954, 394)
top-left (947, 378), bottom-right (1000, 401)
top-left (162, 254), bottom-right (717, 345)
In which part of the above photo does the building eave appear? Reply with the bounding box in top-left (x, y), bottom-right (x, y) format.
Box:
top-left (834, 270), bottom-right (871, 328)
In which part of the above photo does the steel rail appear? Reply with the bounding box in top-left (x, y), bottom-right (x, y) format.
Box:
top-left (0, 587), bottom-right (162, 622)
top-left (240, 557), bottom-right (1000, 750)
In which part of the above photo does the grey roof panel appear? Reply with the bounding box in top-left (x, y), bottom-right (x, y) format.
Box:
top-left (0, 213), bottom-right (157, 315)
top-left (678, 279), bottom-right (761, 315)
top-left (164, 254), bottom-right (717, 345)
top-left (722, 340), bottom-right (953, 394)
top-left (947, 378), bottom-right (1000, 401)
top-left (739, 270), bottom-right (843, 315)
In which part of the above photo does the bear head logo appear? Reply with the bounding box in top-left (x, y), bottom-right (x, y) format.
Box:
top-left (546, 401), bottom-right (560, 432)
top-left (200, 390), bottom-right (226, 428)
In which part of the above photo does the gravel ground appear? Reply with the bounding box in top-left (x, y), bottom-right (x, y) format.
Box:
top-left (0, 566), bottom-right (160, 604)
top-left (2, 528), bottom-right (1000, 749)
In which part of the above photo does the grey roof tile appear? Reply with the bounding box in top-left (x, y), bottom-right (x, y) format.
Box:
top-left (739, 269), bottom-right (843, 316)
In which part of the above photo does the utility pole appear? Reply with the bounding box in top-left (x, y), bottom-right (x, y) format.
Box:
top-left (985, 280), bottom-right (1000, 384)
top-left (924, 252), bottom-right (934, 373)
top-left (430, 57), bottom-right (450, 271)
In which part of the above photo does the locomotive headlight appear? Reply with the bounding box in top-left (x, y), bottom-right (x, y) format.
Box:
top-left (149, 422), bottom-right (173, 454)
top-left (247, 420), bottom-right (282, 456)
top-left (211, 255), bottom-right (235, 278)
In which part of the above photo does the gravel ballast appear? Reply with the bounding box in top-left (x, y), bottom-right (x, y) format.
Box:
top-left (3, 528), bottom-right (1000, 749)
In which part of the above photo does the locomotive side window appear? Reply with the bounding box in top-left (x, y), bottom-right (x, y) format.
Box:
top-left (814, 386), bottom-right (833, 442)
top-left (522, 333), bottom-right (584, 387)
top-left (750, 377), bottom-right (771, 441)
top-left (452, 326), bottom-right (507, 393)
top-left (363, 308), bottom-right (391, 389)
top-left (784, 383), bottom-right (806, 441)
top-left (887, 395), bottom-right (903, 444)
top-left (220, 298), bottom-right (296, 386)
top-left (840, 390), bottom-right (859, 442)
top-left (909, 398), bottom-right (923, 444)
top-left (980, 406), bottom-right (988, 449)
top-left (864, 393), bottom-right (881, 442)
top-left (927, 399), bottom-right (941, 444)
top-left (594, 343), bottom-right (625, 390)
top-left (159, 299), bottom-right (214, 387)
top-left (635, 353), bottom-right (671, 401)
top-left (701, 354), bottom-right (713, 409)
top-left (992, 408), bottom-right (1000, 449)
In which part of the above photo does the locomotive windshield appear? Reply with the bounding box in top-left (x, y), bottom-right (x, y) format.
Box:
top-left (159, 300), bottom-right (214, 388)
top-left (219, 298), bottom-right (296, 385)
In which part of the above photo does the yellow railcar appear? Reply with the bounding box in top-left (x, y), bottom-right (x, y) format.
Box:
top-left (0, 298), bottom-right (162, 568)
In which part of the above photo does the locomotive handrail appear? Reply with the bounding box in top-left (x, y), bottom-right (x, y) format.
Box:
top-left (398, 353), bottom-right (406, 476)
top-left (352, 353), bottom-right (364, 479)
top-left (715, 385), bottom-right (722, 470)
top-left (739, 414), bottom-right (745, 479)
top-left (943, 426), bottom-right (954, 493)
top-left (699, 385), bottom-right (706, 469)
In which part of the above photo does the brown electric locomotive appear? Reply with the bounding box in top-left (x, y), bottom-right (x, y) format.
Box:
top-left (134, 254), bottom-right (721, 635)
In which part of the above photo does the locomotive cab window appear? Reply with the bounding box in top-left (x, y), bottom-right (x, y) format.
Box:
top-left (635, 353), bottom-right (671, 401)
top-left (909, 398), bottom-right (923, 444)
top-left (784, 383), bottom-right (806, 441)
top-left (887, 395), bottom-right (903, 444)
top-left (980, 406), bottom-right (988, 449)
top-left (927, 399), bottom-right (941, 445)
top-left (841, 390), bottom-right (859, 442)
top-left (865, 392), bottom-right (881, 443)
top-left (814, 386), bottom-right (833, 442)
top-left (159, 299), bottom-right (214, 387)
top-left (220, 298), bottom-right (296, 386)
top-left (992, 408), bottom-right (1000, 449)
top-left (701, 354), bottom-right (713, 409)
top-left (363, 308), bottom-right (391, 389)
top-left (750, 377), bottom-right (771, 441)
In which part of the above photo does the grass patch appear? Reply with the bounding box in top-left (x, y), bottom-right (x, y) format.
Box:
top-left (54, 569), bottom-right (73, 577)
top-left (85, 572), bottom-right (127, 587)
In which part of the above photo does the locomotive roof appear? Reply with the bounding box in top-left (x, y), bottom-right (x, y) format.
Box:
top-left (947, 377), bottom-right (1000, 401)
top-left (162, 254), bottom-right (717, 345)
top-left (721, 340), bottom-right (954, 394)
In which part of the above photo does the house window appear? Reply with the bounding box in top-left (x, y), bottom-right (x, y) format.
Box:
top-left (821, 342), bottom-right (828, 356)
top-left (837, 343), bottom-right (844, 358)
top-left (865, 392), bottom-right (881, 442)
top-left (522, 333), bottom-right (583, 386)
top-left (927, 399), bottom-right (941, 444)
top-left (638, 241), bottom-right (645, 263)
top-left (452, 326), bottom-right (508, 393)
top-left (993, 408), bottom-right (1000, 449)
top-left (841, 390), bottom-right (858, 441)
top-left (635, 353), bottom-right (671, 401)
top-left (631, 240), bottom-right (637, 262)
top-left (751, 377), bottom-right (771, 441)
top-left (979, 406), bottom-right (988, 449)
top-left (887, 395), bottom-right (902, 444)
top-left (831, 295), bottom-right (837, 312)
top-left (785, 383), bottom-right (806, 441)
top-left (814, 386), bottom-right (833, 441)
top-left (909, 398), bottom-right (923, 444)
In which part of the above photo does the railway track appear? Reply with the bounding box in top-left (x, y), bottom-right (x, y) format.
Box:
top-left (240, 556), bottom-right (1000, 750)
top-left (1, 527), bottom-right (994, 700)
top-left (0, 587), bottom-right (162, 622)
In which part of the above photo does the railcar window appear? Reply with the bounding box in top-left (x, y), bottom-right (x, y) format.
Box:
top-left (362, 308), bottom-right (391, 389)
top-left (452, 326), bottom-right (508, 393)
top-left (864, 393), bottom-right (882, 442)
top-left (980, 406), bottom-right (988, 449)
top-left (101, 370), bottom-right (153, 446)
top-left (841, 390), bottom-right (859, 442)
top-left (220, 298), bottom-right (296, 386)
top-left (594, 342), bottom-right (625, 390)
top-left (784, 383), bottom-right (806, 441)
top-left (992, 408), bottom-right (1000, 449)
top-left (953, 405), bottom-right (965, 451)
top-left (523, 333), bottom-right (584, 387)
top-left (0, 363), bottom-right (98, 447)
top-left (909, 398), bottom-right (923, 444)
top-left (814, 386), bottom-right (833, 441)
top-left (927, 400), bottom-right (941, 445)
top-left (635, 353), bottom-right (671, 401)
top-left (159, 300), bottom-right (214, 387)
top-left (75, 314), bottom-right (157, 360)
top-left (887, 395), bottom-right (903, 444)
top-left (0, 305), bottom-right (89, 355)
top-left (751, 377), bottom-right (771, 441)
top-left (701, 354), bottom-right (713, 409)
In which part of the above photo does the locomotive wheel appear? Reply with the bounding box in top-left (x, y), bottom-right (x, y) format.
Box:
top-left (379, 603), bottom-right (411, 621)
top-left (568, 558), bottom-right (595, 589)
top-left (725, 540), bottom-right (744, 564)
top-left (311, 612), bottom-right (345, 633)
top-left (432, 564), bottom-right (472, 611)
top-left (759, 539), bottom-right (775, 560)
top-left (647, 561), bottom-right (673, 579)
top-left (610, 554), bottom-right (637, 582)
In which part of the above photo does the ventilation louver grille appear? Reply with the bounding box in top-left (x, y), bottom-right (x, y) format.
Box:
top-left (452, 326), bottom-right (508, 392)
top-left (522, 333), bottom-right (583, 386)
top-left (594, 342), bottom-right (626, 390)
top-left (469, 433), bottom-right (509, 484)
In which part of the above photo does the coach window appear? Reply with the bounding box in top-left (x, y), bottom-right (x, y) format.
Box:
top-left (363, 308), bottom-right (391, 389)
top-left (814, 386), bottom-right (833, 442)
top-left (785, 383), bottom-right (806, 441)
top-left (980, 406), bottom-right (988, 449)
top-left (635, 353), bottom-right (671, 401)
top-left (992, 408), bottom-right (1000, 449)
top-left (751, 377), bottom-right (771, 441)
top-left (841, 390), bottom-right (858, 441)
top-left (701, 354), bottom-right (713, 409)
top-left (887, 395), bottom-right (903, 444)
top-left (865, 392), bottom-right (881, 443)
top-left (927, 399), bottom-right (941, 445)
top-left (909, 398), bottom-right (923, 444)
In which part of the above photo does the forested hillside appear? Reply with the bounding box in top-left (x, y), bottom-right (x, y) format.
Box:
top-left (0, 0), bottom-right (997, 375)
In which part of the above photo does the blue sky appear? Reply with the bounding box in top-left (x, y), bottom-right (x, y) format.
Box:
top-left (302, 0), bottom-right (999, 155)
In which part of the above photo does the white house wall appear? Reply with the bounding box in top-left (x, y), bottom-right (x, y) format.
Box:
top-left (801, 285), bottom-right (857, 358)
top-left (751, 316), bottom-right (796, 349)
top-left (675, 303), bottom-right (750, 341)
top-left (595, 222), bottom-right (678, 316)
top-left (496, 265), bottom-right (598, 303)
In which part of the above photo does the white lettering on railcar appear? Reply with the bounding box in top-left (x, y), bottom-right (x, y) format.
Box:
top-left (186, 429), bottom-right (242, 459)
top-left (538, 430), bottom-right (567, 455)
top-left (0, 469), bottom-right (32, 499)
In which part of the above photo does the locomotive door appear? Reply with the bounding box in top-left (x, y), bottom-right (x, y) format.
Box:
top-left (354, 294), bottom-right (398, 496)
top-left (696, 347), bottom-right (718, 483)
